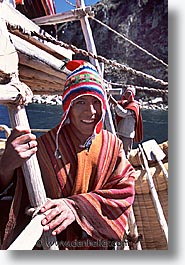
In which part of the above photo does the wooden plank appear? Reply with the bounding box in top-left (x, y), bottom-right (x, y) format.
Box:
top-left (142, 139), bottom-right (168, 180)
top-left (19, 76), bottom-right (65, 94)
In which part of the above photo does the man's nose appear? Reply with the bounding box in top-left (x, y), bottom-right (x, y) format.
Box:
top-left (86, 103), bottom-right (96, 114)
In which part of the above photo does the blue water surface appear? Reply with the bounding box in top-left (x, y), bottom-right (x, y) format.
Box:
top-left (0, 104), bottom-right (168, 144)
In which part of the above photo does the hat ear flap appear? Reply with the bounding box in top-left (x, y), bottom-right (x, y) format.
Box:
top-left (66, 60), bottom-right (85, 71)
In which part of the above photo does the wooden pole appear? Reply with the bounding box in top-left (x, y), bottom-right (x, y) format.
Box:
top-left (75, 0), bottom-right (116, 135)
top-left (0, 15), bottom-right (58, 249)
top-left (138, 144), bottom-right (168, 243)
top-left (8, 213), bottom-right (45, 250)
top-left (127, 206), bottom-right (142, 250)
top-left (76, 0), bottom-right (100, 71)
top-left (7, 103), bottom-right (59, 250)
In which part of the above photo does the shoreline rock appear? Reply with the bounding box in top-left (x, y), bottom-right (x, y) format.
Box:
top-left (32, 95), bottom-right (168, 111)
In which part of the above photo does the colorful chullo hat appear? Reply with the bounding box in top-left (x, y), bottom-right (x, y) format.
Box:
top-left (55, 60), bottom-right (107, 158)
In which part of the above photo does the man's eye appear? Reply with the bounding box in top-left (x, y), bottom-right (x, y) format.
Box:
top-left (75, 100), bottom-right (85, 105)
top-left (94, 100), bottom-right (101, 105)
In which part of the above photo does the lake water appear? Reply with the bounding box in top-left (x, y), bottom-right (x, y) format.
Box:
top-left (0, 104), bottom-right (168, 144)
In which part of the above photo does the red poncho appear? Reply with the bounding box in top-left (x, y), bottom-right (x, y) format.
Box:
top-left (1, 124), bottom-right (136, 250)
top-left (115, 100), bottom-right (143, 143)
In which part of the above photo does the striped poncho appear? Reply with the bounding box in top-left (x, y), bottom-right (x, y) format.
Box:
top-left (1, 124), bottom-right (136, 250)
top-left (37, 124), bottom-right (136, 249)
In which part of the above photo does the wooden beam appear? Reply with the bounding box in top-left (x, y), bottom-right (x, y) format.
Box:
top-left (3, 33), bottom-right (68, 94)
top-left (10, 33), bottom-right (69, 73)
top-left (19, 65), bottom-right (66, 87)
top-left (18, 52), bottom-right (69, 80)
top-left (19, 67), bottom-right (65, 94)
top-left (76, 0), bottom-right (100, 71)
top-left (0, 83), bottom-right (27, 104)
top-left (32, 6), bottom-right (93, 26)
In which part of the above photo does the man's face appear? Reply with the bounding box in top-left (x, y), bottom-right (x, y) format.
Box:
top-left (69, 95), bottom-right (102, 138)
top-left (124, 91), bottom-right (132, 100)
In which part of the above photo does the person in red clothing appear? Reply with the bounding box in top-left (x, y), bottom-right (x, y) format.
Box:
top-left (109, 86), bottom-right (143, 159)
top-left (0, 61), bottom-right (136, 250)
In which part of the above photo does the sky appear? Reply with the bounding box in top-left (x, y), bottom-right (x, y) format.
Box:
top-left (54, 0), bottom-right (100, 13)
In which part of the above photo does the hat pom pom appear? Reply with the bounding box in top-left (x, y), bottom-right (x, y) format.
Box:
top-left (66, 60), bottom-right (85, 71)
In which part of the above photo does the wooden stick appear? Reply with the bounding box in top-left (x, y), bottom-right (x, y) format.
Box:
top-left (151, 151), bottom-right (168, 180)
top-left (127, 206), bottom-right (142, 250)
top-left (138, 144), bottom-right (168, 242)
top-left (8, 104), bottom-right (59, 250)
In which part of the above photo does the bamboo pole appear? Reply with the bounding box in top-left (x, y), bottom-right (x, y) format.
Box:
top-left (138, 144), bottom-right (168, 242)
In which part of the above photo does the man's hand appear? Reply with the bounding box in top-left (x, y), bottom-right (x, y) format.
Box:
top-left (109, 94), bottom-right (117, 105)
top-left (40, 198), bottom-right (76, 236)
top-left (0, 126), bottom-right (37, 189)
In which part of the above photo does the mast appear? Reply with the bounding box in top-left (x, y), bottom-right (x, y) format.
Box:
top-left (75, 0), bottom-right (116, 135)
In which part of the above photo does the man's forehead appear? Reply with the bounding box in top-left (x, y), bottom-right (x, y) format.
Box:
top-left (74, 95), bottom-right (100, 100)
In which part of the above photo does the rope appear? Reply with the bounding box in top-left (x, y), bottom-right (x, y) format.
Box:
top-left (6, 22), bottom-right (168, 87)
top-left (90, 16), bottom-right (168, 68)
top-left (65, 0), bottom-right (76, 8)
top-left (104, 81), bottom-right (168, 94)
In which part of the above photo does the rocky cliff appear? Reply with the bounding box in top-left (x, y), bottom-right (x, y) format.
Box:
top-left (57, 0), bottom-right (168, 92)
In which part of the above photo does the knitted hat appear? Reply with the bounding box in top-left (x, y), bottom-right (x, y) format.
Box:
top-left (122, 85), bottom-right (136, 102)
top-left (55, 60), bottom-right (107, 158)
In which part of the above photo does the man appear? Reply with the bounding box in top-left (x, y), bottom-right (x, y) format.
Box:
top-left (0, 60), bottom-right (136, 250)
top-left (109, 86), bottom-right (143, 159)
